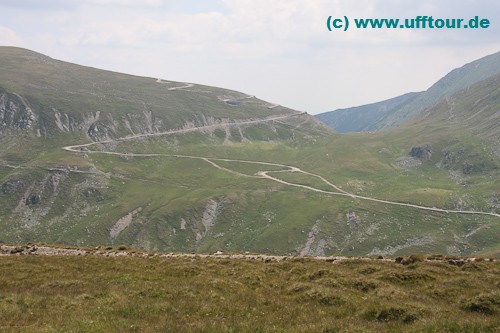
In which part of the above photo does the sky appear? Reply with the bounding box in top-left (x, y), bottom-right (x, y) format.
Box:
top-left (0, 0), bottom-right (499, 114)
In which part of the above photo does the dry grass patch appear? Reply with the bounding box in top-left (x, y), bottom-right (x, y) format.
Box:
top-left (0, 255), bottom-right (499, 332)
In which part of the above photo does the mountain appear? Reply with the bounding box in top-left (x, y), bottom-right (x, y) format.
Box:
top-left (0, 47), bottom-right (498, 257)
top-left (316, 51), bottom-right (500, 132)
top-left (413, 73), bottom-right (500, 157)
top-left (316, 92), bottom-right (420, 132)
top-left (0, 47), bottom-right (328, 142)
top-left (0, 47), bottom-right (334, 253)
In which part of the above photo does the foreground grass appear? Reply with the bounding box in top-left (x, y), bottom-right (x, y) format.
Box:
top-left (0, 255), bottom-right (499, 332)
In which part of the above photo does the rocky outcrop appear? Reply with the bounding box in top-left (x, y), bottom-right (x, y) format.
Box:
top-left (439, 148), bottom-right (465, 169)
top-left (83, 187), bottom-right (104, 202)
top-left (409, 144), bottom-right (432, 161)
top-left (368, 236), bottom-right (434, 256)
top-left (395, 144), bottom-right (433, 168)
top-left (196, 199), bottom-right (221, 241)
top-left (395, 156), bottom-right (422, 169)
top-left (176, 199), bottom-right (225, 243)
top-left (1, 178), bottom-right (26, 195)
top-left (299, 222), bottom-right (328, 256)
top-left (0, 90), bottom-right (36, 132)
top-left (462, 161), bottom-right (484, 175)
top-left (25, 193), bottom-right (41, 205)
top-left (110, 207), bottom-right (143, 239)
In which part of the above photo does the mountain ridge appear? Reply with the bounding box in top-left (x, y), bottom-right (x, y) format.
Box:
top-left (316, 50), bottom-right (500, 132)
top-left (0, 46), bottom-right (330, 143)
top-left (316, 92), bottom-right (420, 132)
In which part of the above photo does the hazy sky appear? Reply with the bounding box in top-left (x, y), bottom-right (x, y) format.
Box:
top-left (1, 0), bottom-right (499, 114)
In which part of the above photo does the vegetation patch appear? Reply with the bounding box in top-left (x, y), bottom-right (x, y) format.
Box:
top-left (383, 270), bottom-right (435, 284)
top-left (0, 254), bottom-right (498, 332)
top-left (462, 293), bottom-right (500, 315)
top-left (363, 306), bottom-right (420, 323)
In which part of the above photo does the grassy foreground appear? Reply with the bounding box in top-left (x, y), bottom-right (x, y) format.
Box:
top-left (0, 252), bottom-right (499, 332)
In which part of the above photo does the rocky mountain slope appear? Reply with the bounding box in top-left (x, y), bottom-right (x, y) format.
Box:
top-left (316, 51), bottom-right (500, 132)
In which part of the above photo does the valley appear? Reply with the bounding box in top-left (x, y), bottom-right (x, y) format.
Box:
top-left (2, 2), bottom-right (500, 332)
top-left (0, 47), bottom-right (499, 257)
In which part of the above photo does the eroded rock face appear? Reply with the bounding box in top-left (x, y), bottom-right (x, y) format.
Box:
top-left (409, 144), bottom-right (432, 161)
top-left (0, 91), bottom-right (36, 131)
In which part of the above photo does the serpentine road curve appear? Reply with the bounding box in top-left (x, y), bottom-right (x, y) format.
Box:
top-left (62, 114), bottom-right (500, 219)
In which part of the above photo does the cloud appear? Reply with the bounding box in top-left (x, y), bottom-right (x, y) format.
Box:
top-left (0, 26), bottom-right (23, 46)
top-left (0, 0), bottom-right (77, 10)
top-left (19, 1), bottom-right (500, 54)
top-left (0, 0), bottom-right (167, 9)
top-left (86, 0), bottom-right (166, 7)
top-left (2, 0), bottom-right (499, 113)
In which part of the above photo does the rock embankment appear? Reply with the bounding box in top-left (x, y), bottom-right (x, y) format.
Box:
top-left (0, 244), bottom-right (495, 266)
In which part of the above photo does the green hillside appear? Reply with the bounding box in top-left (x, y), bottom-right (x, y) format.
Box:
top-left (317, 50), bottom-right (500, 132)
top-left (0, 47), bottom-right (498, 257)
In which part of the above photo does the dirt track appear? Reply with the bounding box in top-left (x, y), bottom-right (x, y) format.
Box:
top-left (62, 114), bottom-right (500, 219)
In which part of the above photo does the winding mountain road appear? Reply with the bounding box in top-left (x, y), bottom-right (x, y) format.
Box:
top-left (156, 78), bottom-right (194, 90)
top-left (63, 112), bottom-right (306, 152)
top-left (63, 115), bottom-right (500, 219)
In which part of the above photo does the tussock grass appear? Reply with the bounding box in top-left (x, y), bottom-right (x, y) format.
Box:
top-left (0, 255), bottom-right (498, 332)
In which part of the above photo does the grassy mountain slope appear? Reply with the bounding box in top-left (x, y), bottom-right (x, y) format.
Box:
top-left (317, 50), bottom-right (500, 132)
top-left (415, 73), bottom-right (500, 155)
top-left (0, 47), bottom-right (328, 141)
top-left (0, 47), bottom-right (498, 257)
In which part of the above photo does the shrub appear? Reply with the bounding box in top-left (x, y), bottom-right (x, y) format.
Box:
top-left (352, 280), bottom-right (378, 292)
top-left (308, 269), bottom-right (329, 280)
top-left (400, 254), bottom-right (425, 265)
top-left (359, 266), bottom-right (378, 275)
top-left (288, 283), bottom-right (310, 293)
top-left (10, 247), bottom-right (24, 254)
top-left (363, 307), bottom-right (419, 323)
top-left (461, 262), bottom-right (483, 272)
top-left (384, 271), bottom-right (434, 284)
top-left (304, 288), bottom-right (344, 306)
top-left (462, 294), bottom-right (500, 315)
top-left (427, 254), bottom-right (444, 260)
